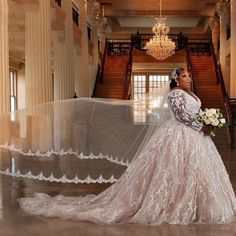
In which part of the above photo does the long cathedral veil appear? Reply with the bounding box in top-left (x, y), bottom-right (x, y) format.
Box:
top-left (0, 84), bottom-right (170, 184)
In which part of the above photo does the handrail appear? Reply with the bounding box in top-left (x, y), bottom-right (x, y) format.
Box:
top-left (92, 64), bottom-right (101, 98)
top-left (100, 39), bottom-right (108, 83)
top-left (210, 40), bottom-right (229, 100)
top-left (123, 50), bottom-right (133, 100)
top-left (72, 3), bottom-right (79, 26)
top-left (185, 38), bottom-right (196, 93)
top-left (92, 39), bottom-right (108, 97)
top-left (209, 40), bottom-right (235, 147)
top-left (210, 41), bottom-right (223, 87)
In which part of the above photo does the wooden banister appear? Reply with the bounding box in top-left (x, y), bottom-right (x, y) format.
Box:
top-left (92, 39), bottom-right (108, 97)
top-left (123, 50), bottom-right (133, 100)
top-left (185, 38), bottom-right (196, 93)
top-left (209, 40), bottom-right (236, 148)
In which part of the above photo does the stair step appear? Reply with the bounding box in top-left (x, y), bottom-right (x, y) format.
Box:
top-left (191, 54), bottom-right (224, 109)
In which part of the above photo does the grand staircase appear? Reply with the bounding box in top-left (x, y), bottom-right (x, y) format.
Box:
top-left (191, 55), bottom-right (224, 110)
top-left (95, 55), bottom-right (128, 99)
top-left (188, 41), bottom-right (235, 147)
top-left (93, 36), bottom-right (236, 148)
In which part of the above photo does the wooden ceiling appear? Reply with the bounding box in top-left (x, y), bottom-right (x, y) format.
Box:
top-left (98, 0), bottom-right (218, 35)
top-left (98, 0), bottom-right (218, 16)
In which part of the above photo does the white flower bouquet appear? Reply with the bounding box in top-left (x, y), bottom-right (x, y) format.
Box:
top-left (196, 108), bottom-right (226, 137)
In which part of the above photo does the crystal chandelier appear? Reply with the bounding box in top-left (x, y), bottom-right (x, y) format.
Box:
top-left (145, 0), bottom-right (176, 60)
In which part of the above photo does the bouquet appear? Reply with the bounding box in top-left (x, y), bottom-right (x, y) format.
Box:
top-left (196, 108), bottom-right (226, 137)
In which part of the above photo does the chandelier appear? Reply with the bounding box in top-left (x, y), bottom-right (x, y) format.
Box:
top-left (145, 0), bottom-right (176, 60)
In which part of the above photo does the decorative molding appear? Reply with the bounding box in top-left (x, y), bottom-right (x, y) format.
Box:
top-left (217, 0), bottom-right (231, 25)
top-left (210, 15), bottom-right (220, 32)
top-left (0, 168), bottom-right (118, 184)
top-left (0, 143), bottom-right (130, 167)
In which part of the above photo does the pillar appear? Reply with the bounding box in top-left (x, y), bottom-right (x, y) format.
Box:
top-left (88, 0), bottom-right (99, 96)
top-left (25, 0), bottom-right (52, 107)
top-left (77, 0), bottom-right (89, 97)
top-left (0, 0), bottom-right (10, 114)
top-left (53, 0), bottom-right (75, 100)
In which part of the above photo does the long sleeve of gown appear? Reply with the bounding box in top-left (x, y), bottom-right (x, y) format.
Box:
top-left (168, 90), bottom-right (203, 132)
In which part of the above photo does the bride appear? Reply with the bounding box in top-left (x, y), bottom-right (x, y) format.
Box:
top-left (18, 68), bottom-right (236, 225)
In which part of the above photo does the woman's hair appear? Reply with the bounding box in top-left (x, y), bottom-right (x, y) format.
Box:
top-left (170, 68), bottom-right (185, 89)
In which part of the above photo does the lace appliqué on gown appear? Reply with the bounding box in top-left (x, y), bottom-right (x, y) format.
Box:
top-left (18, 89), bottom-right (236, 225)
top-left (168, 89), bottom-right (203, 131)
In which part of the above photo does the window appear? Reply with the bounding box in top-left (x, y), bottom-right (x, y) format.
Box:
top-left (9, 69), bottom-right (17, 112)
top-left (149, 75), bottom-right (169, 94)
top-left (72, 3), bottom-right (79, 26)
top-left (133, 75), bottom-right (146, 99)
top-left (133, 75), bottom-right (147, 123)
top-left (132, 74), bottom-right (169, 124)
top-left (55, 0), bottom-right (61, 7)
top-left (87, 23), bottom-right (92, 40)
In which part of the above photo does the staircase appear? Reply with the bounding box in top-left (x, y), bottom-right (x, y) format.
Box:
top-left (191, 55), bottom-right (224, 110)
top-left (95, 55), bottom-right (128, 99)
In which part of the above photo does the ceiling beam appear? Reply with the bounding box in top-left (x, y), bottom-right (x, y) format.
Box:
top-left (104, 9), bottom-right (214, 17)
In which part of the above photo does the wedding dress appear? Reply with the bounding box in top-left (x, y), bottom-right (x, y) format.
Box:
top-left (18, 88), bottom-right (236, 224)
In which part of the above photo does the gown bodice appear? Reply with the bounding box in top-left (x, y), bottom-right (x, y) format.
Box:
top-left (167, 89), bottom-right (203, 132)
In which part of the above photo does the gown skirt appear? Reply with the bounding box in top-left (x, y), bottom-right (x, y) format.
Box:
top-left (18, 89), bottom-right (236, 225)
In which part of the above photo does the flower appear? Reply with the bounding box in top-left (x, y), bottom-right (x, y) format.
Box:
top-left (220, 118), bottom-right (226, 124)
top-left (212, 119), bottom-right (220, 127)
top-left (197, 108), bottom-right (226, 137)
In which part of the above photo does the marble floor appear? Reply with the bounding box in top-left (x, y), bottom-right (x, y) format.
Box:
top-left (0, 128), bottom-right (236, 236)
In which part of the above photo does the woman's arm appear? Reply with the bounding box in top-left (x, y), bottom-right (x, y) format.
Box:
top-left (168, 90), bottom-right (203, 131)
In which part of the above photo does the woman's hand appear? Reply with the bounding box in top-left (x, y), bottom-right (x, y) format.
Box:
top-left (201, 124), bottom-right (214, 135)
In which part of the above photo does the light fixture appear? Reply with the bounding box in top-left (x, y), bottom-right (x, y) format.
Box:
top-left (145, 0), bottom-right (176, 60)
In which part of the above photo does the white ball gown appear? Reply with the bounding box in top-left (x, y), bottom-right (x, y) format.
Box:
top-left (18, 88), bottom-right (236, 224)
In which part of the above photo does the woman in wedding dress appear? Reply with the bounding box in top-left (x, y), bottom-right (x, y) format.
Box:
top-left (18, 68), bottom-right (236, 225)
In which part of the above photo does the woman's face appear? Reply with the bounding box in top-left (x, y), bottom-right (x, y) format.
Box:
top-left (177, 70), bottom-right (192, 90)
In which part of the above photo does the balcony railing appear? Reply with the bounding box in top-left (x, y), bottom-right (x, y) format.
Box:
top-left (107, 39), bottom-right (131, 56)
top-left (187, 39), bottom-right (212, 56)
top-left (130, 32), bottom-right (187, 51)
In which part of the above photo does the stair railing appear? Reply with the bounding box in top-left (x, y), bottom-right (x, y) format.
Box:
top-left (123, 50), bottom-right (133, 100)
top-left (185, 38), bottom-right (196, 93)
top-left (209, 40), bottom-right (235, 147)
top-left (107, 39), bottom-right (131, 56)
top-left (92, 39), bottom-right (108, 97)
